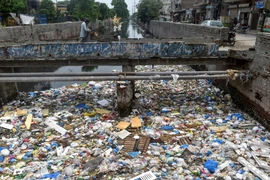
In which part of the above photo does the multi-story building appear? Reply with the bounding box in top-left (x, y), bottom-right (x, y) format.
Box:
top-left (160, 0), bottom-right (172, 21)
top-left (171, 0), bottom-right (197, 22)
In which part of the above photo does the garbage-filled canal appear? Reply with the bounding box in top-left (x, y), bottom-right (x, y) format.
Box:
top-left (1, 64), bottom-right (269, 179)
top-left (1, 21), bottom-right (270, 179)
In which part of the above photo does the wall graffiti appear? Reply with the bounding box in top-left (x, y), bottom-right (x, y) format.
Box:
top-left (0, 42), bottom-right (219, 60)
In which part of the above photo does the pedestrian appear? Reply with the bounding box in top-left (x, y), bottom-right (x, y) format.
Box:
top-left (233, 17), bottom-right (237, 27)
top-left (79, 18), bottom-right (91, 42)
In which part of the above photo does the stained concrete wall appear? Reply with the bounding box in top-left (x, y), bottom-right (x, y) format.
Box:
top-left (208, 33), bottom-right (270, 129)
top-left (0, 41), bottom-right (219, 60)
top-left (0, 68), bottom-right (17, 106)
top-left (140, 21), bottom-right (229, 41)
top-left (0, 20), bottom-right (113, 43)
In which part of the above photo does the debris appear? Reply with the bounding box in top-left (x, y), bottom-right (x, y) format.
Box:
top-left (131, 116), bottom-right (142, 128)
top-left (238, 157), bottom-right (269, 180)
top-left (25, 114), bottom-right (33, 129)
top-left (0, 123), bottom-right (13, 130)
top-left (115, 121), bottom-right (130, 129)
top-left (117, 130), bottom-right (131, 139)
top-left (0, 65), bottom-right (267, 179)
top-left (130, 171), bottom-right (156, 180)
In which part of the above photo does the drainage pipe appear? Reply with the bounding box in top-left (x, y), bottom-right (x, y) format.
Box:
top-left (0, 75), bottom-right (230, 82)
top-left (0, 71), bottom-right (243, 77)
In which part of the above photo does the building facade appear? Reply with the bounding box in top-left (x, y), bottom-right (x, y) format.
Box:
top-left (160, 0), bottom-right (172, 21)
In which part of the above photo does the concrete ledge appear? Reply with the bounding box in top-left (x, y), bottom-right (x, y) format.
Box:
top-left (0, 41), bottom-right (220, 60)
top-left (0, 20), bottom-right (113, 43)
top-left (140, 20), bottom-right (229, 41)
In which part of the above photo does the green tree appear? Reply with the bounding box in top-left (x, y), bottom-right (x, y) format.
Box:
top-left (137, 0), bottom-right (162, 23)
top-left (111, 0), bottom-right (129, 20)
top-left (72, 0), bottom-right (99, 21)
top-left (39, 0), bottom-right (56, 22)
top-left (98, 3), bottom-right (110, 20)
top-left (109, 9), bottom-right (116, 18)
top-left (130, 12), bottom-right (138, 21)
top-left (0, 0), bottom-right (27, 13)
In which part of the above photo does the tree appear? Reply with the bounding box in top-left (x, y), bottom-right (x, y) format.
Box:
top-left (39, 0), bottom-right (55, 22)
top-left (0, 0), bottom-right (27, 13)
top-left (137, 0), bottom-right (162, 23)
top-left (111, 0), bottom-right (129, 20)
top-left (98, 3), bottom-right (110, 20)
top-left (72, 0), bottom-right (99, 21)
top-left (12, 0), bottom-right (27, 13)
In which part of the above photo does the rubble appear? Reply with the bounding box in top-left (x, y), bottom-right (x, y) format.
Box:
top-left (0, 65), bottom-right (269, 179)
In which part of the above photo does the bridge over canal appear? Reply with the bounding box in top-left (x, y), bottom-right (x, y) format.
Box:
top-left (0, 40), bottom-right (252, 116)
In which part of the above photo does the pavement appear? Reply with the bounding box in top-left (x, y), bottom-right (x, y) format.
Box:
top-left (219, 31), bottom-right (257, 51)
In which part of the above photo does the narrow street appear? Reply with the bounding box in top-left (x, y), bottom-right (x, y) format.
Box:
top-left (220, 32), bottom-right (257, 51)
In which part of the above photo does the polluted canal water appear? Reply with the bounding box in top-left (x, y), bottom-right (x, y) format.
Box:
top-left (1, 65), bottom-right (270, 179)
top-left (1, 22), bottom-right (270, 179)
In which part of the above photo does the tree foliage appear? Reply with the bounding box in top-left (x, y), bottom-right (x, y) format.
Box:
top-left (0, 0), bottom-right (27, 13)
top-left (111, 0), bottom-right (129, 20)
top-left (137, 0), bottom-right (162, 23)
top-left (98, 3), bottom-right (111, 20)
top-left (39, 0), bottom-right (55, 21)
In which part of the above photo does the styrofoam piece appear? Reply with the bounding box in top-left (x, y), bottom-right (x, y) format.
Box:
top-left (116, 130), bottom-right (131, 139)
top-left (0, 123), bottom-right (13, 130)
top-left (238, 157), bottom-right (269, 180)
top-left (36, 166), bottom-right (49, 176)
top-left (130, 171), bottom-right (156, 180)
top-left (217, 160), bottom-right (232, 171)
top-left (45, 119), bottom-right (67, 135)
top-left (253, 152), bottom-right (270, 158)
top-left (251, 152), bottom-right (270, 170)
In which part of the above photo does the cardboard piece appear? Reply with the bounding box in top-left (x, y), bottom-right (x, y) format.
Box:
top-left (95, 108), bottom-right (111, 114)
top-left (4, 111), bottom-right (15, 117)
top-left (209, 126), bottom-right (228, 133)
top-left (42, 109), bottom-right (49, 117)
top-left (131, 117), bottom-right (142, 128)
top-left (17, 109), bottom-right (28, 116)
top-left (25, 114), bottom-right (33, 130)
top-left (115, 121), bottom-right (130, 129)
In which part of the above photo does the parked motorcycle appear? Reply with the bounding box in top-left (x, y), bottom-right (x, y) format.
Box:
top-left (233, 23), bottom-right (249, 34)
top-left (228, 31), bottom-right (236, 46)
top-left (220, 31), bottom-right (236, 46)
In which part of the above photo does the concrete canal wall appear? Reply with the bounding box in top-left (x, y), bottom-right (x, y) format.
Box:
top-left (209, 33), bottom-right (270, 129)
top-left (139, 20), bottom-right (229, 41)
top-left (0, 20), bottom-right (113, 43)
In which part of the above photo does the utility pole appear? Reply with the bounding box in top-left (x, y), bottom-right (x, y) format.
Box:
top-left (56, 0), bottom-right (58, 23)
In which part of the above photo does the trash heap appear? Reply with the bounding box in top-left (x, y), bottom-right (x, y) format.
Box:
top-left (0, 65), bottom-right (269, 180)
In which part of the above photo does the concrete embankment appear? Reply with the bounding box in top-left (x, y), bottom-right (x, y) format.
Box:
top-left (0, 20), bottom-right (113, 43)
top-left (138, 20), bottom-right (229, 41)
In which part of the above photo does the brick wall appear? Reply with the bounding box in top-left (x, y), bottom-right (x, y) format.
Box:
top-left (140, 20), bottom-right (229, 41)
top-left (0, 19), bottom-right (113, 43)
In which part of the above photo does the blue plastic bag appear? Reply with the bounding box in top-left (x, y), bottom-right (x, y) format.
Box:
top-left (204, 160), bottom-right (218, 173)
top-left (128, 152), bottom-right (140, 158)
top-left (160, 126), bottom-right (173, 131)
top-left (213, 139), bottom-right (224, 144)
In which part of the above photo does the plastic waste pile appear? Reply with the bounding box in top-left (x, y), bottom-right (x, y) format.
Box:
top-left (0, 65), bottom-right (269, 180)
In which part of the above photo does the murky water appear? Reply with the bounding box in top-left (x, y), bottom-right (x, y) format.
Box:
top-left (17, 21), bottom-right (145, 92)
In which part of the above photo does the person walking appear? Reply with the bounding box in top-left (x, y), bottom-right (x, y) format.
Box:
top-left (79, 18), bottom-right (91, 42)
